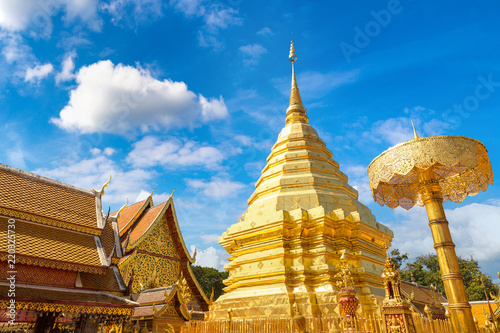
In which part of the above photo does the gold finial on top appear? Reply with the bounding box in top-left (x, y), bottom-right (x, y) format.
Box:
top-left (411, 119), bottom-right (419, 139)
top-left (286, 38), bottom-right (307, 124)
top-left (289, 39), bottom-right (297, 64)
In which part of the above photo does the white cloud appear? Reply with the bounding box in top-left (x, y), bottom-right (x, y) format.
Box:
top-left (103, 147), bottom-right (116, 156)
top-left (170, 0), bottom-right (202, 16)
top-left (62, 0), bottom-right (101, 31)
top-left (33, 150), bottom-right (155, 205)
top-left (389, 203), bottom-right (500, 276)
top-left (0, 0), bottom-right (101, 35)
top-left (256, 27), bottom-right (272, 36)
top-left (135, 189), bottom-right (172, 204)
top-left (186, 177), bottom-right (246, 198)
top-left (200, 234), bottom-right (220, 243)
top-left (244, 161), bottom-right (265, 179)
top-left (0, 123), bottom-right (28, 169)
top-left (334, 107), bottom-right (453, 152)
top-left (56, 51), bottom-right (76, 84)
top-left (197, 31), bottom-right (223, 50)
top-left (199, 94), bottom-right (228, 121)
top-left (100, 0), bottom-right (163, 26)
top-left (343, 165), bottom-right (373, 205)
top-left (171, 0), bottom-right (242, 48)
top-left (191, 245), bottom-right (228, 270)
top-left (50, 60), bottom-right (228, 134)
top-left (1, 32), bottom-right (33, 65)
top-left (371, 117), bottom-right (415, 146)
top-left (0, 1), bottom-right (42, 32)
top-left (126, 136), bottom-right (225, 170)
top-left (367, 110), bottom-right (452, 146)
top-left (202, 5), bottom-right (241, 33)
top-left (239, 43), bottom-right (267, 66)
top-left (24, 63), bottom-right (53, 82)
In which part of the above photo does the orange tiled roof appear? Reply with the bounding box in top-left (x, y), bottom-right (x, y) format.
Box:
top-left (101, 219), bottom-right (116, 259)
top-left (80, 267), bottom-right (123, 292)
top-left (134, 286), bottom-right (174, 304)
top-left (128, 202), bottom-right (167, 245)
top-left (0, 164), bottom-right (99, 232)
top-left (115, 198), bottom-right (151, 236)
top-left (401, 281), bottom-right (447, 315)
top-left (401, 281), bottom-right (447, 304)
top-left (0, 217), bottom-right (103, 270)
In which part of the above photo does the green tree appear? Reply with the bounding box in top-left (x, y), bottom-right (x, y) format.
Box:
top-left (389, 249), bottom-right (409, 270)
top-left (191, 265), bottom-right (229, 301)
top-left (394, 252), bottom-right (497, 301)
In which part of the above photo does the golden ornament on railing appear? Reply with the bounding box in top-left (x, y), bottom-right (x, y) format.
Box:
top-left (368, 135), bottom-right (493, 210)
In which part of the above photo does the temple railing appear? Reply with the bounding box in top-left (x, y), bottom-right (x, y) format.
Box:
top-left (181, 312), bottom-right (497, 333)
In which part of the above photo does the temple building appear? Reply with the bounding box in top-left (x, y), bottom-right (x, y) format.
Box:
top-left (114, 194), bottom-right (209, 332)
top-left (206, 41), bottom-right (393, 321)
top-left (0, 164), bottom-right (135, 332)
top-left (0, 163), bottom-right (208, 333)
top-left (400, 281), bottom-right (447, 319)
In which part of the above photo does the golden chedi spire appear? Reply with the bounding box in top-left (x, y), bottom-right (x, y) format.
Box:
top-left (286, 40), bottom-right (308, 124)
top-left (210, 40), bottom-right (393, 322)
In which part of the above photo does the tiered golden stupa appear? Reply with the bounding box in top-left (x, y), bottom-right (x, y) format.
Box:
top-left (207, 41), bottom-right (393, 320)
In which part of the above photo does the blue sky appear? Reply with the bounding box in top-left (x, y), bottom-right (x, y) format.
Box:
top-left (0, 0), bottom-right (499, 281)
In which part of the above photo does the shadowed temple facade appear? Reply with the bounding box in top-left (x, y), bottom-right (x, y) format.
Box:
top-left (206, 41), bottom-right (394, 321)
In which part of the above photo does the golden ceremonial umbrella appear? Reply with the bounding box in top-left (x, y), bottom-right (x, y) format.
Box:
top-left (368, 129), bottom-right (494, 333)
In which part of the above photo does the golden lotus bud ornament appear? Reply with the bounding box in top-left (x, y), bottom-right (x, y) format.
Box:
top-left (368, 130), bottom-right (494, 333)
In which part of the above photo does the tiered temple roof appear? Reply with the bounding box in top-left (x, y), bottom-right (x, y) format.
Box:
top-left (0, 163), bottom-right (134, 330)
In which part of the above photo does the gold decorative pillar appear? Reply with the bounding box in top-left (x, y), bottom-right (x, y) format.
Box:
top-left (418, 167), bottom-right (475, 331)
top-left (368, 129), bottom-right (494, 333)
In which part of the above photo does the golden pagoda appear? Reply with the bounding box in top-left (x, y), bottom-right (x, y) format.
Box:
top-left (207, 41), bottom-right (393, 320)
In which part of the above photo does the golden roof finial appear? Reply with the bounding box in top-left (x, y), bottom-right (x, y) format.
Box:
top-left (286, 38), bottom-right (307, 124)
top-left (99, 174), bottom-right (112, 196)
top-left (411, 119), bottom-right (419, 139)
top-left (116, 198), bottom-right (129, 221)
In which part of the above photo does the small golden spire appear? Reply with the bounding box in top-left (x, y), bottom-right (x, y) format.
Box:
top-left (286, 39), bottom-right (308, 125)
top-left (411, 119), bottom-right (419, 139)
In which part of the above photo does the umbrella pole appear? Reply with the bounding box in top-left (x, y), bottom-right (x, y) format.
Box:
top-left (418, 167), bottom-right (477, 333)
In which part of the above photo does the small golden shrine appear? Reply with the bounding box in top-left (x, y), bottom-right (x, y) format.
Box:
top-left (206, 41), bottom-right (393, 321)
top-left (380, 248), bottom-right (417, 333)
top-left (114, 193), bottom-right (209, 332)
